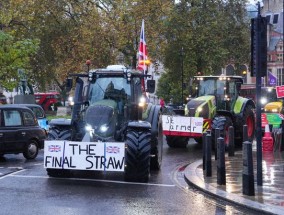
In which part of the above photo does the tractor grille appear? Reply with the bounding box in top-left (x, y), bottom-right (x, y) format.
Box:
top-left (187, 100), bottom-right (205, 117)
top-left (85, 105), bottom-right (117, 138)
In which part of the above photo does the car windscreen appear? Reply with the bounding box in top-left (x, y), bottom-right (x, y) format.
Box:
top-left (29, 107), bottom-right (45, 119)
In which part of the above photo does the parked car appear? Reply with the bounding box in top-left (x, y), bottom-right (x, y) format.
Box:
top-left (0, 105), bottom-right (46, 159)
top-left (16, 104), bottom-right (49, 131)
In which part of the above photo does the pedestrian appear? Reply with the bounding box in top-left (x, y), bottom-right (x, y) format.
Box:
top-left (160, 97), bottom-right (165, 110)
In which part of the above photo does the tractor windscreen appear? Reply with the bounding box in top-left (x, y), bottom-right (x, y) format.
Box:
top-left (198, 79), bottom-right (225, 97)
top-left (88, 77), bottom-right (131, 105)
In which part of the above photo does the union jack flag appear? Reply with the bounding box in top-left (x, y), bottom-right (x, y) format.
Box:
top-left (48, 145), bottom-right (61, 152)
top-left (137, 19), bottom-right (148, 73)
top-left (106, 146), bottom-right (120, 154)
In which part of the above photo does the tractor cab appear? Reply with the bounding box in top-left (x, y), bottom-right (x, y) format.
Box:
top-left (192, 75), bottom-right (242, 112)
top-left (68, 66), bottom-right (155, 142)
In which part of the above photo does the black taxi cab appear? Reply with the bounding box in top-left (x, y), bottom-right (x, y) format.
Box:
top-left (0, 105), bottom-right (46, 159)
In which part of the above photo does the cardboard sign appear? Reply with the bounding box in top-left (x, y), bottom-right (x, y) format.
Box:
top-left (276, 86), bottom-right (284, 98)
top-left (44, 141), bottom-right (125, 172)
top-left (162, 115), bottom-right (203, 137)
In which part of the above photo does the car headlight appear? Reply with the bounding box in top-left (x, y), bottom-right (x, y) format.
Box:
top-left (271, 108), bottom-right (278, 113)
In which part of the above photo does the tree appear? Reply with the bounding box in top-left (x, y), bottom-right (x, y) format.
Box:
top-left (0, 31), bottom-right (39, 91)
top-left (158, 0), bottom-right (251, 103)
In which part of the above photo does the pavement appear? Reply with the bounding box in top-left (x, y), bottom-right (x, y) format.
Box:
top-left (184, 142), bottom-right (284, 215)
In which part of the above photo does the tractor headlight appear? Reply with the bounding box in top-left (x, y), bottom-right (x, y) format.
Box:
top-left (260, 97), bottom-right (267, 105)
top-left (139, 96), bottom-right (146, 107)
top-left (100, 124), bottom-right (109, 133)
top-left (85, 124), bottom-right (93, 132)
top-left (197, 107), bottom-right (202, 112)
top-left (88, 72), bottom-right (93, 81)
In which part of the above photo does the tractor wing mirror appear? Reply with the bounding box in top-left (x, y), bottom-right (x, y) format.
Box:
top-left (66, 78), bottom-right (73, 92)
top-left (146, 80), bottom-right (155, 93)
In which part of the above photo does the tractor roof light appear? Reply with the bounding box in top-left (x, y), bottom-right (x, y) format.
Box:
top-left (88, 72), bottom-right (93, 81)
top-left (127, 72), bottom-right (131, 82)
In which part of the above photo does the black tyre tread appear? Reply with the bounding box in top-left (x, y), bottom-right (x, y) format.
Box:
top-left (166, 136), bottom-right (189, 148)
top-left (211, 116), bottom-right (233, 149)
top-left (23, 140), bottom-right (39, 159)
top-left (47, 128), bottom-right (60, 140)
top-left (48, 128), bottom-right (71, 140)
top-left (125, 128), bottom-right (151, 182)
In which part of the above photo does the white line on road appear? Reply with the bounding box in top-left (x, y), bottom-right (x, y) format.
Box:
top-left (7, 173), bottom-right (176, 187)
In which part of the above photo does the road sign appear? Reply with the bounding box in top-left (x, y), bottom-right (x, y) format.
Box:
top-left (276, 86), bottom-right (284, 98)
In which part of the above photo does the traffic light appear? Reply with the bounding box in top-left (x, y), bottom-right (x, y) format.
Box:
top-left (251, 16), bottom-right (267, 77)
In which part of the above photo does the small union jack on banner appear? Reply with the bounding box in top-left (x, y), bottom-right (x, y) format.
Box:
top-left (48, 145), bottom-right (61, 152)
top-left (106, 146), bottom-right (120, 154)
top-left (137, 19), bottom-right (148, 73)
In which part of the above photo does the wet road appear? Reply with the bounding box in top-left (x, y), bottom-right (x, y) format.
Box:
top-left (0, 139), bottom-right (258, 215)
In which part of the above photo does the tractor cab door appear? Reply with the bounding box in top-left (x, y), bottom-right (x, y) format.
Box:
top-left (226, 80), bottom-right (239, 112)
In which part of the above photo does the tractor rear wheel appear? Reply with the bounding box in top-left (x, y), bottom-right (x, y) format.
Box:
top-left (236, 105), bottom-right (255, 146)
top-left (166, 136), bottom-right (189, 148)
top-left (211, 116), bottom-right (233, 149)
top-left (124, 128), bottom-right (151, 182)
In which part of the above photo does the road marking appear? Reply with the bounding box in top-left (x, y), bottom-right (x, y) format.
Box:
top-left (5, 171), bottom-right (176, 187)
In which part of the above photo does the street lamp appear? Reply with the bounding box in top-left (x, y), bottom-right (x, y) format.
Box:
top-left (180, 47), bottom-right (184, 105)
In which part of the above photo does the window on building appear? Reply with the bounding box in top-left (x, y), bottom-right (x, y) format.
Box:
top-left (277, 54), bottom-right (283, 62)
top-left (277, 68), bottom-right (284, 86)
top-left (273, 14), bottom-right (279, 24)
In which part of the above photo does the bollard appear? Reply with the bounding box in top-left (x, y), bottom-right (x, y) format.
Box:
top-left (228, 126), bottom-right (235, 157)
top-left (243, 125), bottom-right (248, 142)
top-left (217, 137), bottom-right (226, 185)
top-left (242, 141), bottom-right (255, 196)
top-left (202, 132), bottom-right (207, 170)
top-left (205, 133), bottom-right (212, 177)
top-left (214, 128), bottom-right (220, 160)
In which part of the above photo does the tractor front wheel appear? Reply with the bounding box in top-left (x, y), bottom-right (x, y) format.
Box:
top-left (211, 116), bottom-right (233, 149)
top-left (124, 128), bottom-right (151, 182)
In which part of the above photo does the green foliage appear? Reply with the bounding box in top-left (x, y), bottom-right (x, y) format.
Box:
top-left (158, 0), bottom-right (250, 103)
top-left (0, 31), bottom-right (39, 91)
top-left (0, 0), bottom-right (251, 100)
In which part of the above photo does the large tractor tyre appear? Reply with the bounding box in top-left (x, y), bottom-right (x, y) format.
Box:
top-left (23, 140), bottom-right (39, 159)
top-left (166, 136), bottom-right (189, 148)
top-left (47, 128), bottom-right (60, 140)
top-left (211, 116), bottom-right (233, 149)
top-left (124, 128), bottom-right (151, 183)
top-left (58, 130), bottom-right (72, 140)
top-left (47, 128), bottom-right (71, 140)
top-left (47, 169), bottom-right (73, 178)
top-left (236, 105), bottom-right (255, 146)
top-left (150, 116), bottom-right (163, 171)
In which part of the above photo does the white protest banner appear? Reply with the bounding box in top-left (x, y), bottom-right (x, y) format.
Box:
top-left (162, 115), bottom-right (203, 137)
top-left (44, 141), bottom-right (125, 172)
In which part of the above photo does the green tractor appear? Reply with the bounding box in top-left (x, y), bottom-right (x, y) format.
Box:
top-left (165, 75), bottom-right (255, 148)
top-left (45, 65), bottom-right (163, 182)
